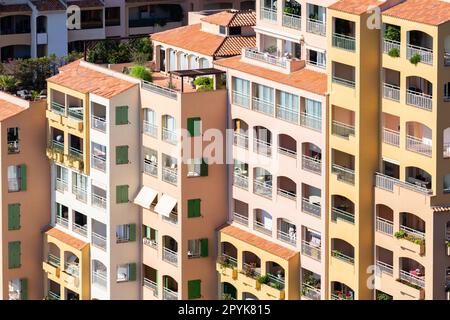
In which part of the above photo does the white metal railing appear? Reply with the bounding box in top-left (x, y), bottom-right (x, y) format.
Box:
top-left (277, 188), bottom-right (296, 201)
top-left (142, 80), bottom-right (178, 100)
top-left (163, 287), bottom-right (178, 300)
top-left (92, 232), bottom-right (107, 251)
top-left (232, 91), bottom-right (250, 108)
top-left (233, 173), bottom-right (248, 189)
top-left (332, 75), bottom-right (355, 88)
top-left (253, 96), bottom-right (275, 115)
top-left (162, 211), bottom-right (178, 225)
top-left (162, 167), bottom-right (177, 185)
top-left (383, 83), bottom-right (400, 101)
top-left (144, 278), bottom-right (158, 297)
top-left (260, 7), bottom-right (277, 22)
top-left (51, 101), bottom-right (65, 115)
top-left (301, 240), bottom-right (321, 261)
top-left (144, 160), bottom-right (158, 177)
top-left (55, 178), bottom-right (68, 193)
top-left (332, 33), bottom-right (356, 51)
top-left (72, 185), bottom-right (87, 203)
top-left (302, 198), bottom-right (321, 218)
top-left (64, 262), bottom-right (80, 277)
top-left (406, 90), bottom-right (433, 111)
top-left (91, 154), bottom-right (106, 172)
top-left (400, 224), bottom-right (425, 239)
top-left (92, 271), bottom-right (107, 289)
top-left (407, 44), bottom-right (433, 65)
top-left (253, 138), bottom-right (272, 157)
top-left (406, 135), bottom-right (432, 157)
top-left (162, 128), bottom-right (178, 145)
top-left (233, 131), bottom-right (249, 149)
top-left (332, 164), bottom-right (355, 185)
top-left (332, 120), bottom-right (355, 138)
top-left (383, 128), bottom-right (400, 147)
top-left (302, 283), bottom-right (321, 300)
top-left (444, 143), bottom-right (450, 158)
top-left (374, 172), bottom-right (432, 195)
top-left (302, 155), bottom-right (321, 174)
top-left (400, 270), bottom-right (425, 288)
top-left (163, 247), bottom-right (178, 266)
top-left (376, 260), bottom-right (393, 276)
top-left (253, 220), bottom-right (272, 236)
top-left (383, 39), bottom-right (400, 55)
top-left (143, 120), bottom-right (158, 138)
top-left (91, 115), bottom-right (106, 132)
top-left (282, 13), bottom-right (301, 30)
top-left (72, 223), bottom-right (87, 237)
top-left (244, 48), bottom-right (286, 68)
top-left (56, 216), bottom-right (69, 228)
top-left (233, 212), bottom-right (249, 226)
top-left (143, 237), bottom-right (158, 249)
top-left (92, 193), bottom-right (107, 210)
top-left (376, 216), bottom-right (393, 235)
top-left (253, 179), bottom-right (272, 199)
top-left (300, 112), bottom-right (322, 131)
top-left (306, 18), bottom-right (326, 36)
top-left (306, 59), bottom-right (326, 69)
top-left (277, 229), bottom-right (297, 246)
top-left (278, 146), bottom-right (297, 158)
top-left (331, 207), bottom-right (355, 224)
top-left (276, 105), bottom-right (299, 124)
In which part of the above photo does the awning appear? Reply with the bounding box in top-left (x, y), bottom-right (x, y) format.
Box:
top-left (154, 194), bottom-right (177, 217)
top-left (133, 186), bottom-right (158, 209)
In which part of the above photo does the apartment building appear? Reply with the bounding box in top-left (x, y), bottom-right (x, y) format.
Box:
top-left (0, 92), bottom-right (49, 300)
top-left (43, 59), bottom-right (143, 300)
top-left (0, 0), bottom-right (255, 61)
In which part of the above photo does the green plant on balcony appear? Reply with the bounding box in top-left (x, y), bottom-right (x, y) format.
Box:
top-left (394, 230), bottom-right (407, 239)
top-left (331, 249), bottom-right (342, 257)
top-left (257, 274), bottom-right (269, 284)
top-left (269, 282), bottom-right (283, 290)
top-left (222, 293), bottom-right (233, 300)
top-left (218, 255), bottom-right (232, 270)
top-left (309, 13), bottom-right (319, 21)
top-left (410, 53), bottom-right (421, 65)
top-left (376, 291), bottom-right (393, 300)
top-left (384, 25), bottom-right (400, 42)
top-left (241, 262), bottom-right (257, 279)
top-left (388, 48), bottom-right (400, 58)
top-left (414, 238), bottom-right (425, 245)
top-left (265, 45), bottom-right (277, 55)
top-left (194, 77), bottom-right (214, 92)
top-left (129, 65), bottom-right (152, 82)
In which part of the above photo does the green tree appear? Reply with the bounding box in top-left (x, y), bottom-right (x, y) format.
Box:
top-left (0, 75), bottom-right (20, 93)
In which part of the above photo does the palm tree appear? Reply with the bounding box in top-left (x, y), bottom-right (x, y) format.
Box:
top-left (0, 75), bottom-right (20, 93)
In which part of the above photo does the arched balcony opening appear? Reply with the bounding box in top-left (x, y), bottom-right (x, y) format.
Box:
top-left (278, 134), bottom-right (297, 158)
top-left (162, 235), bottom-right (178, 266)
top-left (301, 184), bottom-right (321, 217)
top-left (253, 208), bottom-right (272, 236)
top-left (241, 251), bottom-right (261, 278)
top-left (376, 204), bottom-right (394, 235)
top-left (233, 160), bottom-right (248, 190)
top-left (188, 54), bottom-right (199, 69)
top-left (406, 121), bottom-right (432, 157)
top-left (407, 30), bottom-right (433, 64)
top-left (47, 243), bottom-right (61, 267)
top-left (398, 212), bottom-right (426, 241)
top-left (221, 282), bottom-right (237, 300)
top-left (168, 49), bottom-right (176, 71)
top-left (92, 260), bottom-right (107, 290)
top-left (177, 51), bottom-right (188, 70)
top-left (331, 149), bottom-right (355, 185)
top-left (198, 57), bottom-right (209, 68)
top-left (233, 119), bottom-right (249, 149)
top-left (331, 195), bottom-right (355, 224)
top-left (219, 242), bottom-right (238, 269)
top-left (399, 257), bottom-right (425, 289)
top-left (331, 239), bottom-right (355, 265)
top-left (277, 176), bottom-right (296, 201)
top-left (405, 166), bottom-right (432, 191)
top-left (406, 76), bottom-right (433, 110)
top-left (63, 252), bottom-right (79, 277)
top-left (331, 281), bottom-right (354, 300)
top-left (243, 292), bottom-right (259, 300)
top-left (253, 167), bottom-right (272, 199)
top-left (302, 142), bottom-right (322, 174)
top-left (253, 126), bottom-right (272, 157)
top-left (265, 261), bottom-right (285, 289)
top-left (277, 218), bottom-right (296, 246)
top-left (162, 275), bottom-right (178, 300)
top-left (301, 226), bottom-right (321, 261)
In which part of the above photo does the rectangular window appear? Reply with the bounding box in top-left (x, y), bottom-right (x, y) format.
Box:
top-left (56, 165), bottom-right (68, 191)
top-left (8, 203), bottom-right (20, 230)
top-left (7, 127), bottom-right (19, 154)
top-left (115, 106), bottom-right (128, 125)
top-left (116, 185), bottom-right (129, 203)
top-left (188, 279), bottom-right (201, 299)
top-left (116, 224), bottom-right (136, 243)
top-left (91, 142), bottom-right (107, 172)
top-left (8, 241), bottom-right (21, 269)
top-left (143, 226), bottom-right (158, 243)
top-left (254, 83), bottom-right (274, 103)
top-left (187, 199), bottom-right (201, 218)
top-left (116, 145), bottom-right (129, 165)
top-left (117, 263), bottom-right (136, 282)
top-left (187, 117), bottom-right (202, 137)
top-left (72, 172), bottom-right (88, 202)
top-left (219, 25), bottom-right (226, 34)
top-left (105, 7), bottom-right (121, 26)
top-left (232, 77), bottom-right (250, 107)
top-left (7, 165), bottom-right (26, 192)
top-left (8, 278), bottom-right (27, 300)
top-left (187, 238), bottom-right (208, 258)
top-left (187, 158), bottom-right (208, 177)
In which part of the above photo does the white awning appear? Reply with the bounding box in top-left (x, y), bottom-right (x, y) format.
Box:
top-left (133, 186), bottom-right (158, 209)
top-left (154, 194), bottom-right (177, 217)
top-left (305, 45), bottom-right (326, 54)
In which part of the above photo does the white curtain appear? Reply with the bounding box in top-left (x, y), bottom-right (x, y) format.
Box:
top-left (278, 91), bottom-right (299, 112)
top-left (163, 115), bottom-right (176, 131)
top-left (8, 166), bottom-right (19, 192)
top-left (233, 77), bottom-right (250, 96)
top-left (256, 84), bottom-right (274, 103)
top-left (305, 98), bottom-right (322, 118)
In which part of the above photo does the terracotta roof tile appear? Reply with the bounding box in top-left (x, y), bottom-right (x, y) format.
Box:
top-left (66, 0), bottom-right (104, 8)
top-left (0, 98), bottom-right (26, 121)
top-left (47, 60), bottom-right (137, 99)
top-left (214, 56), bottom-right (328, 95)
top-left (383, 0), bottom-right (450, 26)
top-left (214, 36), bottom-right (256, 57)
top-left (432, 206), bottom-right (450, 212)
top-left (329, 0), bottom-right (386, 15)
top-left (219, 224), bottom-right (297, 260)
top-left (31, 0), bottom-right (66, 11)
top-left (201, 10), bottom-right (256, 27)
top-left (44, 226), bottom-right (88, 250)
top-left (0, 4), bottom-right (31, 13)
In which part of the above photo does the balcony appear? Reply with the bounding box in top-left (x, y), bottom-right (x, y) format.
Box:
top-left (302, 155), bottom-right (321, 175)
top-left (91, 193), bottom-right (107, 210)
top-left (331, 249), bottom-right (354, 265)
top-left (91, 154), bottom-right (106, 172)
top-left (376, 216), bottom-right (393, 236)
top-left (162, 128), bottom-right (177, 145)
top-left (142, 80), bottom-right (178, 100)
top-left (332, 33), bottom-right (355, 51)
top-left (332, 120), bottom-right (355, 139)
top-left (253, 138), bottom-right (272, 157)
top-left (253, 220), bottom-right (272, 236)
top-left (56, 216), bottom-right (69, 228)
top-left (301, 198), bottom-right (321, 218)
top-left (383, 128), bottom-right (400, 147)
top-left (383, 39), bottom-right (401, 56)
top-left (301, 283), bottom-right (321, 300)
top-left (406, 90), bottom-right (432, 111)
top-left (332, 164), bottom-right (355, 185)
top-left (375, 172), bottom-right (432, 195)
top-left (301, 240), bottom-right (321, 261)
top-left (144, 159), bottom-right (158, 177)
top-left (162, 247), bottom-right (178, 266)
top-left (399, 270), bottom-right (425, 289)
top-left (72, 223), bottom-right (87, 237)
top-left (143, 121), bottom-right (158, 138)
top-left (376, 260), bottom-right (393, 276)
top-left (92, 271), bottom-right (107, 289)
top-left (143, 237), bottom-right (158, 250)
top-left (92, 232), bottom-right (107, 251)
top-left (162, 167), bottom-right (177, 185)
top-left (407, 44), bottom-right (433, 65)
top-left (300, 112), bottom-right (321, 131)
top-left (163, 287), bottom-right (178, 300)
top-left (144, 278), bottom-right (158, 297)
top-left (91, 115), bottom-right (106, 132)
top-left (276, 104), bottom-right (299, 124)
top-left (51, 101), bottom-right (65, 115)
top-left (47, 291), bottom-right (60, 300)
top-left (68, 107), bottom-right (83, 122)
top-left (72, 186), bottom-right (87, 203)
top-left (253, 97), bottom-right (274, 115)
top-left (332, 75), bottom-right (355, 88)
top-left (233, 132), bottom-right (249, 149)
top-left (331, 207), bottom-right (355, 224)
top-left (253, 179), bottom-right (272, 199)
top-left (232, 212), bottom-right (249, 226)
top-left (260, 7), bottom-right (277, 22)
top-left (282, 13), bottom-right (301, 30)
top-left (306, 18), bottom-right (325, 36)
top-left (244, 48), bottom-right (286, 68)
top-left (406, 135), bottom-right (432, 157)
top-left (383, 83), bottom-right (400, 101)
top-left (232, 91), bottom-right (250, 108)
top-left (233, 173), bottom-right (249, 190)
top-left (56, 178), bottom-right (68, 193)
top-left (162, 211), bottom-right (178, 225)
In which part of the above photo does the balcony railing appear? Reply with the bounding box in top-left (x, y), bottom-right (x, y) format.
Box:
top-left (300, 112), bottom-right (322, 131)
top-left (232, 212), bottom-right (249, 226)
top-left (232, 91), bottom-right (250, 108)
top-left (68, 108), bottom-right (83, 121)
top-left (233, 132), bottom-right (249, 149)
top-left (282, 13), bottom-right (301, 30)
top-left (253, 138), bottom-right (272, 157)
top-left (306, 58), bottom-right (326, 69)
top-left (162, 167), bottom-right (177, 185)
top-left (332, 164), bottom-right (355, 185)
top-left (400, 224), bottom-right (425, 239)
top-left (376, 216), bottom-right (393, 235)
top-left (383, 128), bottom-right (400, 147)
top-left (444, 143), bottom-right (450, 158)
top-left (399, 270), bottom-right (425, 288)
top-left (48, 253), bottom-right (61, 267)
top-left (143, 237), bottom-right (158, 249)
top-left (302, 283), bottom-right (321, 300)
top-left (92, 271), bottom-right (107, 289)
top-left (163, 247), bottom-right (178, 266)
top-left (73, 223), bottom-right (87, 237)
top-left (143, 121), bottom-right (158, 138)
top-left (69, 147), bottom-right (83, 160)
top-left (277, 188), bottom-right (296, 201)
top-left (306, 18), bottom-right (326, 36)
top-left (92, 193), bottom-right (107, 210)
top-left (162, 211), bottom-right (178, 225)
top-left (244, 48), bottom-right (286, 68)
top-left (144, 278), bottom-right (158, 297)
top-left (383, 39), bottom-right (401, 55)
top-left (302, 198), bottom-right (321, 218)
top-left (276, 105), bottom-right (299, 124)
top-left (51, 101), bottom-right (65, 115)
top-left (91, 155), bottom-right (106, 172)
top-left (331, 207), bottom-right (355, 224)
top-left (162, 128), bottom-right (177, 145)
top-left (374, 172), bottom-right (432, 195)
top-left (51, 140), bottom-right (64, 153)
top-left (56, 178), bottom-right (68, 193)
top-left (302, 155), bottom-right (321, 174)
top-left (332, 33), bottom-right (356, 51)
top-left (91, 115), bottom-right (106, 132)
top-left (142, 80), bottom-right (178, 100)
top-left (64, 262), bottom-right (80, 277)
top-left (301, 240), bottom-right (321, 261)
top-left (219, 254), bottom-right (238, 268)
top-left (92, 232), bottom-right (107, 251)
top-left (332, 75), bottom-right (355, 88)
top-left (406, 90), bottom-right (433, 111)
top-left (253, 97), bottom-right (274, 115)
top-left (47, 291), bottom-right (60, 300)
top-left (406, 135), bottom-right (432, 157)
top-left (332, 120), bottom-right (355, 138)
top-left (253, 220), bottom-right (272, 236)
top-left (376, 260), bottom-right (393, 276)
top-left (331, 250), bottom-right (354, 264)
top-left (267, 273), bottom-right (285, 289)
top-left (56, 215), bottom-right (69, 228)
top-left (72, 185), bottom-right (87, 203)
top-left (233, 173), bottom-right (248, 189)
top-left (407, 44), bottom-right (433, 65)
top-left (163, 287), bottom-right (178, 300)
top-left (144, 160), bottom-right (158, 177)
top-left (277, 229), bottom-right (297, 246)
top-left (383, 83), bottom-right (400, 101)
top-left (253, 179), bottom-right (273, 199)
top-left (260, 7), bottom-right (277, 22)
top-left (278, 146), bottom-right (296, 158)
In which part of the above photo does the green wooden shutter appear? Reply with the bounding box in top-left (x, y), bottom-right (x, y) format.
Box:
top-left (8, 203), bottom-right (21, 230)
top-left (188, 279), bottom-right (201, 299)
top-left (129, 224), bottom-right (136, 241)
top-left (8, 241), bottom-right (21, 269)
top-left (20, 165), bottom-right (27, 191)
top-left (200, 158), bottom-right (208, 177)
top-left (20, 278), bottom-right (28, 300)
top-left (128, 263), bottom-right (137, 281)
top-left (116, 146), bottom-right (129, 165)
top-left (200, 238), bottom-right (208, 257)
top-left (187, 199), bottom-right (201, 218)
top-left (116, 185), bottom-right (129, 203)
top-left (187, 117), bottom-right (201, 137)
top-left (145, 226), bottom-right (151, 238)
top-left (115, 106), bottom-right (128, 125)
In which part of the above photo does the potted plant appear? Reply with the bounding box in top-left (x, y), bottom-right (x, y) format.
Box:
top-left (410, 53), bottom-right (421, 65)
top-left (394, 230), bottom-right (407, 239)
top-left (257, 274), bottom-right (269, 285)
top-left (388, 47), bottom-right (400, 58)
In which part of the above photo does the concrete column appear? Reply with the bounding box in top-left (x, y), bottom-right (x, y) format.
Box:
top-left (31, 12), bottom-right (37, 58)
